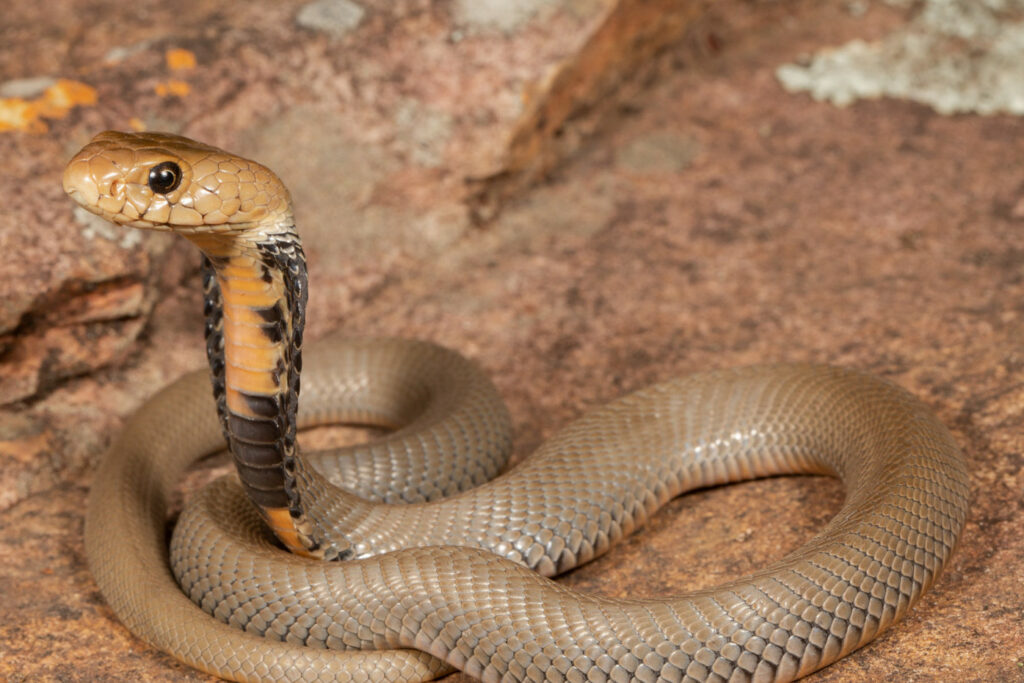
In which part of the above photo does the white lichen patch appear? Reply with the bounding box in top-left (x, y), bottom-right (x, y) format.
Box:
top-left (452, 0), bottom-right (559, 35)
top-left (295, 0), bottom-right (365, 38)
top-left (777, 0), bottom-right (1024, 115)
top-left (74, 207), bottom-right (143, 249)
top-left (0, 77), bottom-right (57, 99)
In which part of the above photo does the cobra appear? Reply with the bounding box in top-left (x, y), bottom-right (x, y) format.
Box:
top-left (64, 131), bottom-right (969, 682)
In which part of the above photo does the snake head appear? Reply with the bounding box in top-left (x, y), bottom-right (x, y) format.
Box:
top-left (63, 131), bottom-right (291, 233)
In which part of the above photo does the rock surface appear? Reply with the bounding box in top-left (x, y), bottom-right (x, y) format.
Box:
top-left (1, 1), bottom-right (1022, 681)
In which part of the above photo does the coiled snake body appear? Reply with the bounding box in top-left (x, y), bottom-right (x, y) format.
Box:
top-left (65, 131), bottom-right (969, 682)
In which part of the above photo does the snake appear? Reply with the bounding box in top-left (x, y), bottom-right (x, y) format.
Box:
top-left (64, 130), bottom-right (969, 682)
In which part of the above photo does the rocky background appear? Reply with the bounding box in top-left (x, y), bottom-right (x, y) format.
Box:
top-left (1, 0), bottom-right (1021, 680)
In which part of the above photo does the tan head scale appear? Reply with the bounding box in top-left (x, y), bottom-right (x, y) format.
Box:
top-left (63, 130), bottom-right (291, 232)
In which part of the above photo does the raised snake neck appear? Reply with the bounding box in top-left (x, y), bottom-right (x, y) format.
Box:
top-left (65, 131), bottom-right (970, 682)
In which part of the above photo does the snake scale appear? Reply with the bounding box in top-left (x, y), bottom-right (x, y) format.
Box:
top-left (64, 131), bottom-right (969, 682)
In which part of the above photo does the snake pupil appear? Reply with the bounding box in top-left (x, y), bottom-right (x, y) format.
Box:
top-left (148, 161), bottom-right (182, 194)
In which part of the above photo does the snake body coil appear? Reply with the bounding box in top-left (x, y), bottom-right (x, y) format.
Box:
top-left (65, 131), bottom-right (969, 682)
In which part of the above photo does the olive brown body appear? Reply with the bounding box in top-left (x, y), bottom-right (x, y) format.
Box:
top-left (66, 131), bottom-right (970, 682)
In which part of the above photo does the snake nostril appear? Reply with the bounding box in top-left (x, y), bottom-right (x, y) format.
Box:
top-left (108, 178), bottom-right (128, 201)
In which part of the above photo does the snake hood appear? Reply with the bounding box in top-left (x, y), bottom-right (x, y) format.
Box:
top-left (63, 131), bottom-right (291, 233)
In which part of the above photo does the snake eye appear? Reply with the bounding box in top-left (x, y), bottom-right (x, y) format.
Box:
top-left (148, 161), bottom-right (182, 194)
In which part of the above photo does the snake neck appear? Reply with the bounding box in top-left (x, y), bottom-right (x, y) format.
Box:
top-left (189, 222), bottom-right (320, 557)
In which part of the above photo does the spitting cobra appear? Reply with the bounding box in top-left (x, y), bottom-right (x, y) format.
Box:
top-left (65, 131), bottom-right (969, 682)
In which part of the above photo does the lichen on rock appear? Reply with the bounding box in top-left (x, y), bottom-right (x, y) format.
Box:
top-left (777, 0), bottom-right (1024, 115)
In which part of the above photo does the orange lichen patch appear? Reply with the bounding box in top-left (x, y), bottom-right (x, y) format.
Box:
top-left (154, 49), bottom-right (197, 98)
top-left (0, 98), bottom-right (44, 133)
top-left (165, 48), bottom-right (197, 71)
top-left (0, 79), bottom-right (97, 133)
top-left (128, 117), bottom-right (146, 131)
top-left (35, 79), bottom-right (97, 117)
top-left (154, 79), bottom-right (190, 98)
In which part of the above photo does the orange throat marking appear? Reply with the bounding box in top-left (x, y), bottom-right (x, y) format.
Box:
top-left (190, 235), bottom-right (311, 557)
